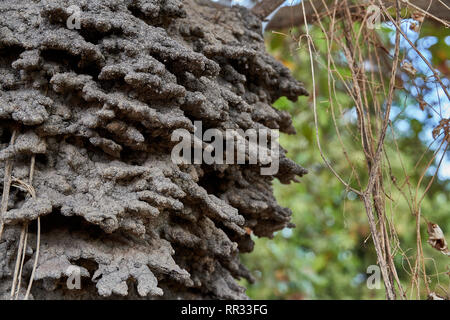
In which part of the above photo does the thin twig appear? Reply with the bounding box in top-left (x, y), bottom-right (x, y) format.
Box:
top-left (0, 129), bottom-right (18, 240)
top-left (300, 0), bottom-right (361, 196)
top-left (25, 155), bottom-right (39, 300)
top-left (24, 216), bottom-right (40, 300)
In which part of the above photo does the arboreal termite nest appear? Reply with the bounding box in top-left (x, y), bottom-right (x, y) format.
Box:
top-left (0, 0), bottom-right (307, 299)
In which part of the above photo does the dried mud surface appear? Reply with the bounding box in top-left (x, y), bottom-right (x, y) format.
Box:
top-left (0, 0), bottom-right (307, 299)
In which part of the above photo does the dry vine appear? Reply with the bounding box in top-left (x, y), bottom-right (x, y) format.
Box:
top-left (272, 0), bottom-right (449, 299)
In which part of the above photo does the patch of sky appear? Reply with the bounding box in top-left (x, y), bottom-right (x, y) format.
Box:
top-left (385, 19), bottom-right (449, 181)
top-left (281, 227), bottom-right (293, 238)
top-left (350, 273), bottom-right (366, 287)
top-left (404, 105), bottom-right (427, 122)
top-left (389, 105), bottom-right (402, 120)
top-left (342, 106), bottom-right (358, 125)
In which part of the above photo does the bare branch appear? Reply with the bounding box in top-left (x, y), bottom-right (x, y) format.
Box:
top-left (266, 0), bottom-right (450, 30)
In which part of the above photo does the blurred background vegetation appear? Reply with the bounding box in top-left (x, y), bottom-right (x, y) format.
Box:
top-left (240, 12), bottom-right (449, 299)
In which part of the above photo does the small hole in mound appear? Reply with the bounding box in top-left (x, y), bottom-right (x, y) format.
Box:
top-left (74, 258), bottom-right (99, 275)
top-left (0, 44), bottom-right (24, 67)
top-left (197, 168), bottom-right (225, 195)
top-left (41, 49), bottom-right (79, 70)
top-left (28, 210), bottom-right (104, 238)
top-left (35, 153), bottom-right (48, 166)
top-left (0, 126), bottom-right (13, 144)
top-left (77, 27), bottom-right (121, 45)
top-left (40, 49), bottom-right (101, 79)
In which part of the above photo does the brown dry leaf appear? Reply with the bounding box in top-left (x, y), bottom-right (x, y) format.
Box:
top-left (401, 60), bottom-right (417, 77)
top-left (432, 124), bottom-right (443, 139)
top-left (427, 292), bottom-right (445, 300)
top-left (418, 100), bottom-right (427, 111)
top-left (411, 11), bottom-right (425, 23)
top-left (417, 95), bottom-right (427, 111)
top-left (409, 22), bottom-right (420, 32)
top-left (426, 221), bottom-right (450, 256)
top-left (432, 119), bottom-right (450, 140)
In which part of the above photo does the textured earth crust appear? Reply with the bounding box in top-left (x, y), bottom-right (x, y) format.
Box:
top-left (0, 0), bottom-right (307, 299)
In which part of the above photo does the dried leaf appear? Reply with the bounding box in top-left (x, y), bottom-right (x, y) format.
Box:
top-left (417, 95), bottom-right (427, 111)
top-left (411, 11), bottom-right (425, 23)
top-left (401, 61), bottom-right (417, 77)
top-left (426, 221), bottom-right (450, 256)
top-left (432, 119), bottom-right (450, 140)
top-left (409, 22), bottom-right (420, 32)
top-left (433, 124), bottom-right (443, 139)
top-left (428, 292), bottom-right (445, 300)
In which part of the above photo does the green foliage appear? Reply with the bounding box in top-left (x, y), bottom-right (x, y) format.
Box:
top-left (241, 24), bottom-right (450, 300)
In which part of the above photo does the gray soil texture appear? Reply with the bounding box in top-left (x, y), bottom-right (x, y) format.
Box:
top-left (0, 0), bottom-right (307, 299)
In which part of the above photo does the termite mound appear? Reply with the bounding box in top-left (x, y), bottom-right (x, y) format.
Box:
top-left (0, 0), bottom-right (307, 299)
